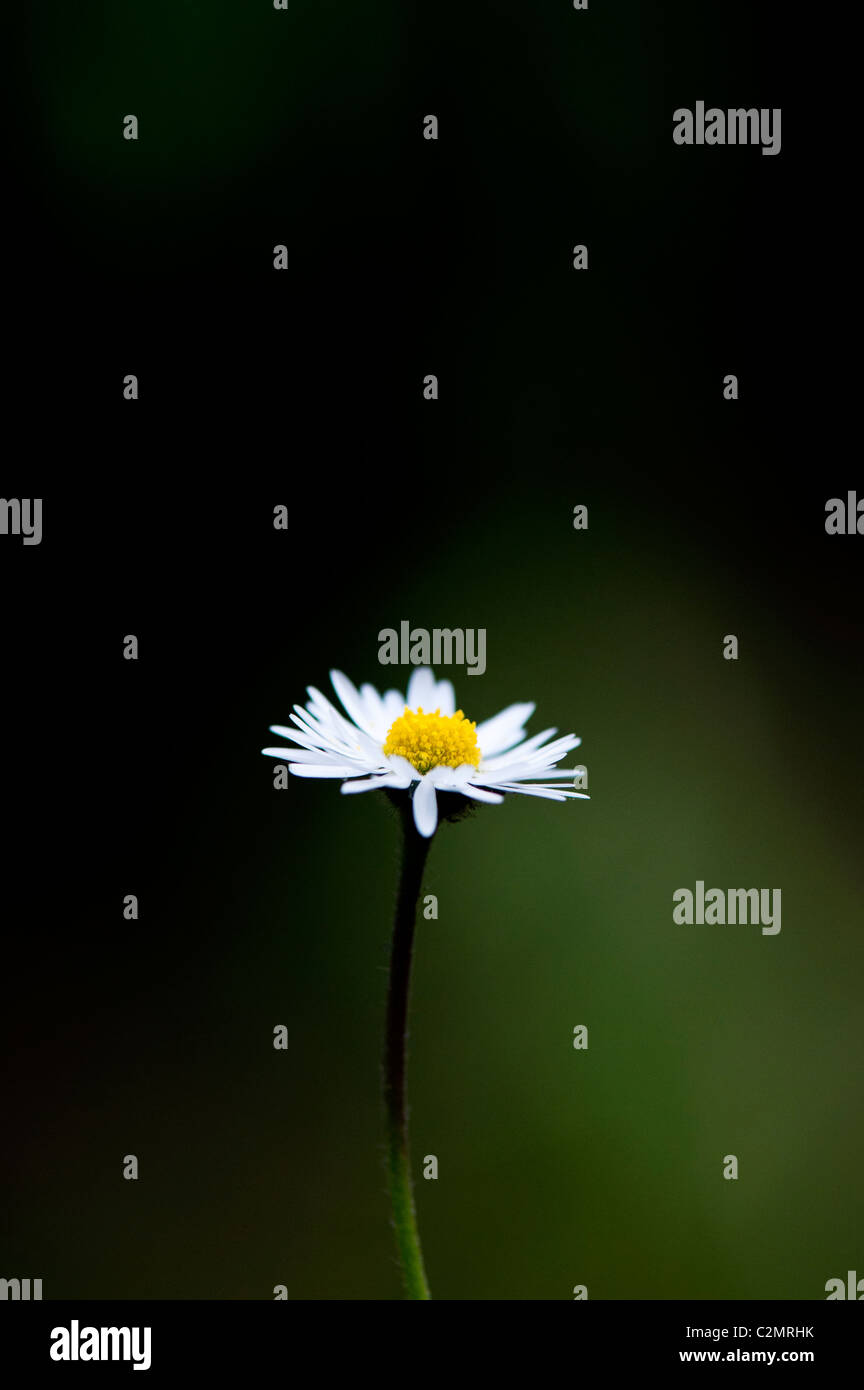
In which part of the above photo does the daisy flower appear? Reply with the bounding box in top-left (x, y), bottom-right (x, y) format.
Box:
top-left (262, 666), bottom-right (589, 837)
top-left (261, 665), bottom-right (589, 1298)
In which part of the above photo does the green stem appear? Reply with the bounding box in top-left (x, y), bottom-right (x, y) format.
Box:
top-left (383, 804), bottom-right (432, 1299)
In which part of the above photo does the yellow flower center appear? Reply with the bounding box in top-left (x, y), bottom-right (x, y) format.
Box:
top-left (383, 706), bottom-right (480, 776)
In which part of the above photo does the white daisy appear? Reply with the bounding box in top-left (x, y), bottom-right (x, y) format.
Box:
top-left (262, 667), bottom-right (589, 838)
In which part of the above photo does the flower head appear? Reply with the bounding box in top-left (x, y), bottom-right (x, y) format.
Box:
top-left (262, 667), bottom-right (588, 838)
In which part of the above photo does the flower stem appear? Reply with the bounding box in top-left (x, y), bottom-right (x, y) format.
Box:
top-left (383, 804), bottom-right (432, 1299)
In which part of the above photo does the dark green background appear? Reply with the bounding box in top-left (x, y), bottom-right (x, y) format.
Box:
top-left (4, 1), bottom-right (860, 1299)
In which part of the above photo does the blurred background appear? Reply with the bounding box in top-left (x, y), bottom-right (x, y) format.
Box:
top-left (3, 1), bottom-right (860, 1298)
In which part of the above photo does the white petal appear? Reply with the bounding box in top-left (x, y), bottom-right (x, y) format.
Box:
top-left (288, 762), bottom-right (362, 778)
top-left (489, 784), bottom-right (569, 801)
top-left (460, 784), bottom-right (505, 805)
top-left (290, 705), bottom-right (385, 762)
top-left (301, 689), bottom-right (367, 746)
top-left (412, 776), bottom-right (439, 837)
top-left (289, 707), bottom-right (346, 747)
top-left (273, 721), bottom-right (337, 751)
top-left (280, 723), bottom-right (341, 755)
top-left (474, 703), bottom-right (535, 757)
top-left (382, 689), bottom-right (408, 725)
top-left (406, 668), bottom-right (439, 713)
top-left (359, 682), bottom-right (389, 739)
top-left (383, 755), bottom-right (418, 786)
top-left (505, 766), bottom-right (585, 779)
top-left (341, 774), bottom-right (404, 794)
top-left (329, 670), bottom-right (379, 736)
top-left (305, 686), bottom-right (342, 720)
top-left (428, 773), bottom-right (462, 792)
top-left (478, 727), bottom-right (557, 769)
top-left (282, 727), bottom-right (348, 760)
top-left (262, 747), bottom-right (344, 764)
top-left (429, 762), bottom-right (466, 786)
top-left (482, 735), bottom-right (582, 782)
top-left (482, 782), bottom-right (588, 801)
top-left (280, 717), bottom-right (377, 764)
top-left (434, 679), bottom-right (456, 716)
